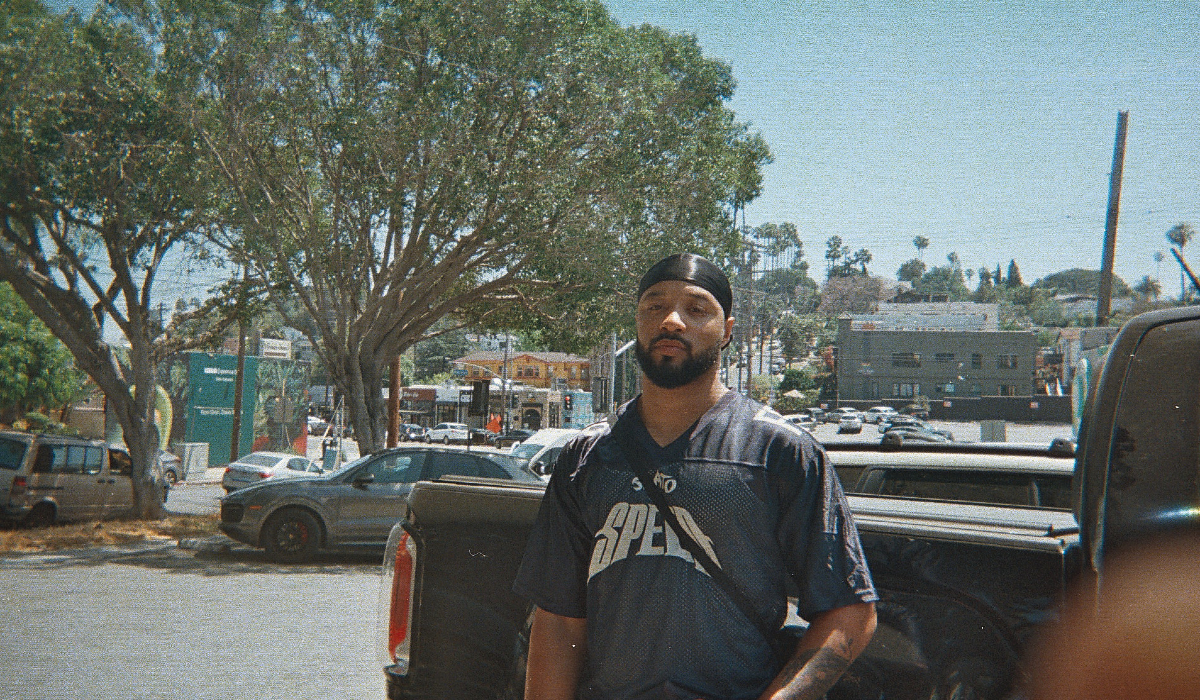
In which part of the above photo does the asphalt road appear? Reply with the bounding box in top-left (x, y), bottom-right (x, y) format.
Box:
top-left (0, 533), bottom-right (384, 699)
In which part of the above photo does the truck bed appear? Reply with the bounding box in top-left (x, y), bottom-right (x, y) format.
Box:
top-left (386, 475), bottom-right (1081, 700)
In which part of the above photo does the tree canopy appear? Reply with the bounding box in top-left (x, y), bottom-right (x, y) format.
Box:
top-left (0, 283), bottom-right (86, 424)
top-left (1031, 268), bottom-right (1132, 297)
top-left (0, 2), bottom-right (241, 514)
top-left (112, 0), bottom-right (770, 448)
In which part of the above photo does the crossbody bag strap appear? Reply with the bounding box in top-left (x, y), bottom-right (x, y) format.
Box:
top-left (612, 430), bottom-right (778, 640)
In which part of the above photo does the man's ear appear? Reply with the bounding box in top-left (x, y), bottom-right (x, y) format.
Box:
top-left (722, 316), bottom-right (735, 348)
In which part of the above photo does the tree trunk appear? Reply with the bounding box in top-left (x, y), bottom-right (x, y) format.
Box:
top-left (107, 389), bottom-right (166, 519)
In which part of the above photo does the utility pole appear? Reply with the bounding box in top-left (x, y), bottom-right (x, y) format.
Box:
top-left (230, 265), bottom-right (247, 462)
top-left (387, 356), bottom-right (401, 448)
top-left (1097, 110), bottom-right (1129, 326)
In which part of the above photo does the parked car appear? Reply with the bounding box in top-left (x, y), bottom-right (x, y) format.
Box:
top-left (879, 415), bottom-right (955, 441)
top-left (509, 428), bottom-right (582, 476)
top-left (427, 422), bottom-right (470, 444)
top-left (468, 428), bottom-right (496, 445)
top-left (399, 424), bottom-right (429, 442)
top-left (861, 406), bottom-right (899, 424)
top-left (880, 425), bottom-right (951, 444)
top-left (823, 407), bottom-right (862, 424)
top-left (837, 414), bottom-right (864, 434)
top-left (219, 445), bottom-right (542, 562)
top-left (781, 413), bottom-right (816, 428)
top-left (0, 431), bottom-right (167, 526)
top-left (804, 407), bottom-right (825, 423)
top-left (222, 451), bottom-right (321, 493)
top-left (489, 428), bottom-right (536, 448)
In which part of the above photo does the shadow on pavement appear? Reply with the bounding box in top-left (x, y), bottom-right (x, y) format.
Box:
top-left (0, 536), bottom-right (381, 576)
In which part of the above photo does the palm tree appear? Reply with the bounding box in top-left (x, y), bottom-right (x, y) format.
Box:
top-left (1166, 223), bottom-right (1195, 301)
top-left (1133, 275), bottom-right (1161, 301)
top-left (913, 236), bottom-right (930, 260)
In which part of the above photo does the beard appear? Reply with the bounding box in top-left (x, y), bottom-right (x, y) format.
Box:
top-left (635, 333), bottom-right (722, 389)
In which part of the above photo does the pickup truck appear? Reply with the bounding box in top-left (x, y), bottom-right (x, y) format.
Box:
top-left (377, 307), bottom-right (1200, 700)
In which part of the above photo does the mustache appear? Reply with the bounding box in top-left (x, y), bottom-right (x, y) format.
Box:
top-left (648, 333), bottom-right (691, 351)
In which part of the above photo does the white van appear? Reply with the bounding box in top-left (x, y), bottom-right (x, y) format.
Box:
top-left (509, 428), bottom-right (581, 476)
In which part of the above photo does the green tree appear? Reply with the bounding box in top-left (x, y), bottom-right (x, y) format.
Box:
top-left (915, 265), bottom-right (970, 300)
top-left (1032, 268), bottom-right (1132, 297)
top-left (1006, 260), bottom-right (1024, 288)
top-left (0, 4), bottom-right (240, 516)
top-left (1027, 289), bottom-right (1067, 327)
top-left (1133, 275), bottom-right (1162, 301)
top-left (913, 235), bottom-right (930, 259)
top-left (0, 283), bottom-right (86, 424)
top-left (824, 236), bottom-right (849, 278)
top-left (125, 0), bottom-right (770, 450)
top-left (897, 258), bottom-right (926, 284)
top-left (778, 367), bottom-right (816, 394)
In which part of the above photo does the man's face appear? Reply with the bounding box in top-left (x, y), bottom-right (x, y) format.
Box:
top-left (634, 280), bottom-right (734, 389)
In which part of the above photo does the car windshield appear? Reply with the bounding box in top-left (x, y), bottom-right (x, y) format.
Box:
top-left (239, 453), bottom-right (284, 467)
top-left (0, 437), bottom-right (27, 471)
top-left (511, 443), bottom-right (544, 460)
top-left (490, 453), bottom-right (530, 471)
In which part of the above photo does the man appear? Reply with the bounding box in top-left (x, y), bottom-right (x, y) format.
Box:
top-left (514, 253), bottom-right (877, 700)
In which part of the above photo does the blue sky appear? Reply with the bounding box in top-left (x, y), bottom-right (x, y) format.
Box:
top-left (50, 0), bottom-right (1200, 294)
top-left (604, 1), bottom-right (1200, 293)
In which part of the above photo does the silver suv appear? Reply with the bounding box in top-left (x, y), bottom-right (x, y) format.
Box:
top-left (0, 431), bottom-right (165, 526)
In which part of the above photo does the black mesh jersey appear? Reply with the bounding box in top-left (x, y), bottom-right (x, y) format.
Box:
top-left (513, 391), bottom-right (877, 700)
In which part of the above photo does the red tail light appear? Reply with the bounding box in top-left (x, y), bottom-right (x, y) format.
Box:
top-left (388, 530), bottom-right (416, 661)
top-left (10, 476), bottom-right (27, 497)
top-left (258, 471), bottom-right (271, 480)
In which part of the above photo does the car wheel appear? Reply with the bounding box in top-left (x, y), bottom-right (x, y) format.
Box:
top-left (25, 503), bottom-right (55, 529)
top-left (163, 469), bottom-right (178, 486)
top-left (263, 508), bottom-right (322, 563)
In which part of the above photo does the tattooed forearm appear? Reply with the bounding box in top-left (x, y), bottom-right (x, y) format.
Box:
top-left (771, 646), bottom-right (852, 700)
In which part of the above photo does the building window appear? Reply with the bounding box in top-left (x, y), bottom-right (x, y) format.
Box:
top-left (997, 384), bottom-right (1018, 396)
top-left (935, 353), bottom-right (955, 363)
top-left (997, 355), bottom-right (1019, 369)
top-left (892, 352), bottom-right (921, 368)
top-left (893, 383), bottom-right (921, 398)
top-left (471, 368), bottom-right (481, 377)
top-left (972, 353), bottom-right (982, 369)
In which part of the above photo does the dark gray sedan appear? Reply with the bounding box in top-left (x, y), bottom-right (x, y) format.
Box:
top-left (219, 446), bottom-right (541, 562)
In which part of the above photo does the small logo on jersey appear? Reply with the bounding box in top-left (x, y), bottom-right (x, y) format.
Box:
top-left (631, 472), bottom-right (677, 493)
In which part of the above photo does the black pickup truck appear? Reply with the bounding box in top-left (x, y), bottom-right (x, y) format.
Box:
top-left (377, 307), bottom-right (1200, 700)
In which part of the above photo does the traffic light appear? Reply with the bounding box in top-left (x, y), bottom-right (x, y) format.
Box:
top-left (563, 394), bottom-right (572, 411)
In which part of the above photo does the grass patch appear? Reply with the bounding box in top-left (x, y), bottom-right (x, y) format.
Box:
top-left (0, 514), bottom-right (221, 554)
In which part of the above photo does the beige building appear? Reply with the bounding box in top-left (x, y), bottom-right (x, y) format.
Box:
top-left (454, 351), bottom-right (591, 391)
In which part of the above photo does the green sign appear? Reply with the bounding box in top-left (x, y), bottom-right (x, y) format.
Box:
top-left (184, 353), bottom-right (258, 466)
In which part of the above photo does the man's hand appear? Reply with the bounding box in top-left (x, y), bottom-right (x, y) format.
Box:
top-left (525, 607), bottom-right (588, 700)
top-left (758, 601), bottom-right (877, 700)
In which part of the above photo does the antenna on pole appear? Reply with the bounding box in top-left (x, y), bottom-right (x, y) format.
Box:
top-left (1097, 110), bottom-right (1129, 326)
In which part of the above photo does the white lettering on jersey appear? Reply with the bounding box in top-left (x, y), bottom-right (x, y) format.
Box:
top-left (588, 502), bottom-right (720, 580)
top-left (631, 472), bottom-right (678, 493)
